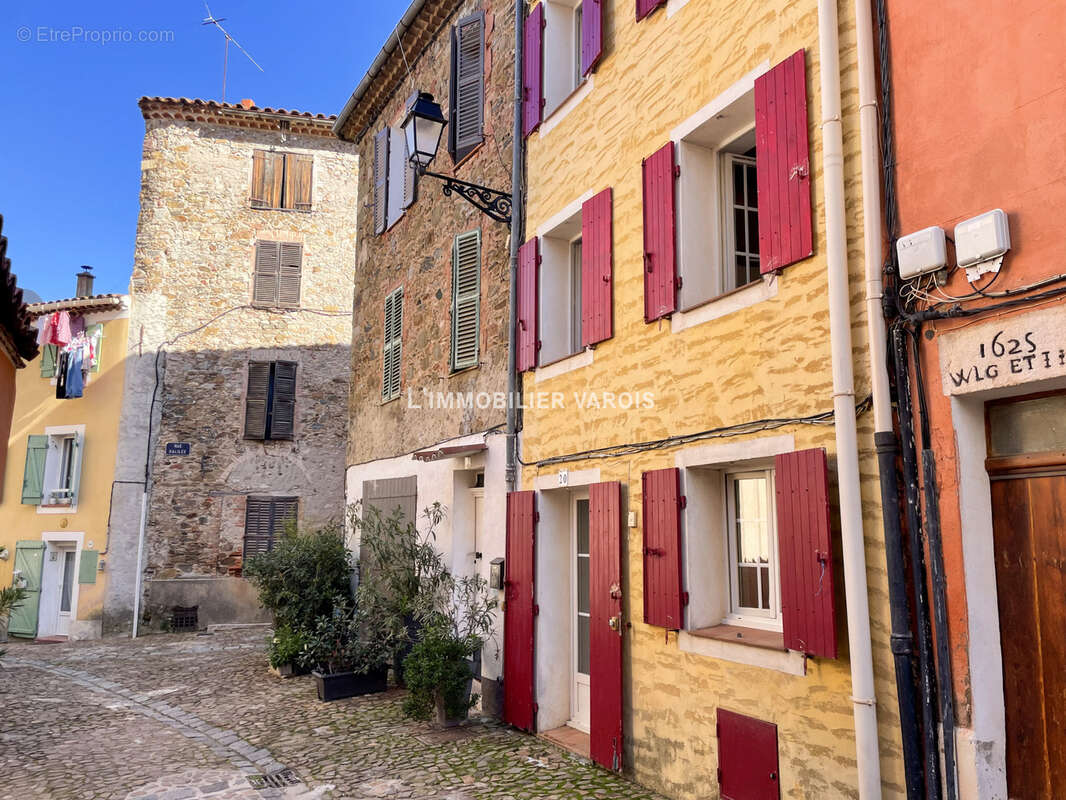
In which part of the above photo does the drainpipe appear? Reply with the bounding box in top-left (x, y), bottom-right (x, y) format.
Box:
top-left (854, 0), bottom-right (925, 794)
top-left (130, 482), bottom-right (150, 638)
top-left (817, 0), bottom-right (881, 795)
top-left (505, 0), bottom-right (525, 493)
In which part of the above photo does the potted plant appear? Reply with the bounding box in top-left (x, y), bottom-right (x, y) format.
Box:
top-left (0, 586), bottom-right (29, 652)
top-left (302, 599), bottom-right (392, 702)
top-left (402, 572), bottom-right (498, 727)
top-left (268, 625), bottom-right (307, 678)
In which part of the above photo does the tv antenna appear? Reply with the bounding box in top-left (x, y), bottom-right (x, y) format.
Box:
top-left (201, 3), bottom-right (264, 103)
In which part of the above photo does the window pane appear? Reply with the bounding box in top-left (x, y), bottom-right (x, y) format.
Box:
top-left (570, 239), bottom-right (583, 354)
top-left (577, 555), bottom-right (590, 614)
top-left (576, 498), bottom-right (589, 552)
top-left (748, 209), bottom-right (760, 256)
top-left (733, 161), bottom-right (744, 202)
top-left (737, 565), bottom-right (760, 609)
top-left (734, 476), bottom-right (770, 563)
top-left (577, 614), bottom-right (590, 674)
top-left (745, 163), bottom-right (758, 206)
top-left (760, 566), bottom-right (771, 610)
top-left (60, 551), bottom-right (75, 612)
top-left (987, 394), bottom-right (1066, 457)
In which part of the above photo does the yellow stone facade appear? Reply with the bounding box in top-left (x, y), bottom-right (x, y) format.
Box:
top-left (520, 0), bottom-right (903, 796)
top-left (0, 304), bottom-right (129, 640)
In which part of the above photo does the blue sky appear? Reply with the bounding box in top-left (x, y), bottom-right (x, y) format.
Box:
top-left (0, 1), bottom-right (407, 301)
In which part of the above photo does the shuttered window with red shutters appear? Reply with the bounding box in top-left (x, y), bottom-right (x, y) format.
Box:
top-left (581, 0), bottom-right (603, 75)
top-left (642, 467), bottom-right (685, 629)
top-left (755, 49), bottom-right (813, 274)
top-left (642, 142), bottom-right (678, 322)
top-left (635, 0), bottom-right (666, 21)
top-left (522, 4), bottom-right (544, 136)
top-left (581, 188), bottom-right (613, 347)
top-left (516, 238), bottom-right (539, 372)
top-left (774, 447), bottom-right (838, 658)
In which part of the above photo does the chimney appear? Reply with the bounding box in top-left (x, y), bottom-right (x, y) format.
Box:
top-left (76, 266), bottom-right (94, 298)
top-left (240, 98), bottom-right (255, 109)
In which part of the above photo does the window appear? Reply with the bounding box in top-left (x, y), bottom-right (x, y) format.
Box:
top-left (243, 496), bottom-right (298, 557)
top-left (21, 429), bottom-right (84, 508)
top-left (723, 150), bottom-right (760, 290)
top-left (250, 150), bottom-right (312, 211)
top-left (252, 241), bottom-right (302, 307)
top-left (372, 128), bottom-right (416, 234)
top-left (542, 0), bottom-right (585, 116)
top-left (382, 288), bottom-right (403, 401)
top-left (449, 12), bottom-right (485, 163)
top-left (451, 230), bottom-right (481, 371)
top-left (538, 210), bottom-right (584, 364)
top-left (724, 470), bottom-right (779, 626)
top-left (244, 361), bottom-right (297, 440)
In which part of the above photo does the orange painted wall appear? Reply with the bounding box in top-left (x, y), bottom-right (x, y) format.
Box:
top-left (886, 0), bottom-right (1066, 725)
top-left (0, 353), bottom-right (14, 504)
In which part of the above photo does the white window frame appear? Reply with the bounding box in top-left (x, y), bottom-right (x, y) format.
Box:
top-left (537, 203), bottom-right (585, 367)
top-left (543, 0), bottom-right (585, 117)
top-left (723, 469), bottom-right (781, 630)
top-left (721, 152), bottom-right (761, 293)
top-left (39, 424), bottom-right (85, 515)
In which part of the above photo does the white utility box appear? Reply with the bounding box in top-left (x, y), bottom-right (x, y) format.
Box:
top-left (897, 225), bottom-right (947, 280)
top-left (955, 209), bottom-right (1010, 271)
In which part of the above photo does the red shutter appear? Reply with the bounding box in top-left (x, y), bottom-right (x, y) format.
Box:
top-left (589, 481), bottom-right (624, 771)
top-left (504, 490), bottom-right (537, 732)
top-left (642, 142), bottom-right (678, 322)
top-left (522, 4), bottom-right (544, 137)
top-left (516, 238), bottom-right (539, 372)
top-left (635, 0), bottom-right (665, 21)
top-left (717, 709), bottom-right (780, 800)
top-left (581, 0), bottom-right (603, 75)
top-left (581, 188), bottom-right (613, 347)
top-left (755, 49), bottom-right (813, 274)
top-left (775, 448), bottom-right (838, 658)
top-left (641, 467), bottom-right (684, 629)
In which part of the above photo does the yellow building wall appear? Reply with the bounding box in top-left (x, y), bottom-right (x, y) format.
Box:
top-left (521, 0), bottom-right (902, 797)
top-left (0, 311), bottom-right (129, 636)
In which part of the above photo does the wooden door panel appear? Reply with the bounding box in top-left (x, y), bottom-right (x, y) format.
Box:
top-left (589, 481), bottom-right (624, 771)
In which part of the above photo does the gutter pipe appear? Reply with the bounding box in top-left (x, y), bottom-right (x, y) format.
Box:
top-left (817, 0), bottom-right (881, 794)
top-left (505, 0), bottom-right (524, 491)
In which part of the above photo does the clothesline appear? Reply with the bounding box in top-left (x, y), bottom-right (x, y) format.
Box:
top-left (35, 310), bottom-right (102, 399)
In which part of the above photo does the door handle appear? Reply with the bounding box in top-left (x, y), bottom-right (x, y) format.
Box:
top-left (608, 615), bottom-right (623, 636)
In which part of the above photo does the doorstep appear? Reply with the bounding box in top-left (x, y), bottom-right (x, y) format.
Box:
top-left (540, 725), bottom-right (591, 760)
top-left (31, 636), bottom-right (68, 644)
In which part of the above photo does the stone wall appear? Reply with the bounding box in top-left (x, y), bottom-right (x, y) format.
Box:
top-left (113, 112), bottom-right (358, 628)
top-left (346, 0), bottom-right (515, 466)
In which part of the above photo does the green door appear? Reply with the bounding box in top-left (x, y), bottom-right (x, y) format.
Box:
top-left (8, 541), bottom-right (45, 638)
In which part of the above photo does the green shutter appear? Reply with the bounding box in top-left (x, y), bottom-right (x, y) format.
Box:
top-left (21, 435), bottom-right (48, 505)
top-left (8, 541), bottom-right (45, 637)
top-left (69, 432), bottom-right (84, 507)
top-left (451, 229), bottom-right (482, 370)
top-left (382, 289), bottom-right (403, 401)
top-left (87, 323), bottom-right (104, 373)
top-left (40, 344), bottom-right (57, 378)
top-left (78, 550), bottom-right (99, 584)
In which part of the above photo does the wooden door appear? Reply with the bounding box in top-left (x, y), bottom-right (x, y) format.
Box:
top-left (589, 481), bottom-right (624, 771)
top-left (503, 490), bottom-right (536, 732)
top-left (990, 473), bottom-right (1066, 799)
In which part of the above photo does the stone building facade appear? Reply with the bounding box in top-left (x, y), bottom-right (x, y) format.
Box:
top-left (105, 98), bottom-right (358, 631)
top-left (334, 0), bottom-right (515, 711)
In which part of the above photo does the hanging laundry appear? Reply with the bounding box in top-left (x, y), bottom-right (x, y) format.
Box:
top-left (35, 316), bottom-right (50, 346)
top-left (64, 348), bottom-right (84, 398)
top-left (69, 314), bottom-right (85, 339)
top-left (55, 351), bottom-right (69, 399)
top-left (46, 311), bottom-right (72, 347)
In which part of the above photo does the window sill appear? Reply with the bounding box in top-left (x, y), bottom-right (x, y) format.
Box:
top-left (671, 275), bottom-right (777, 334)
top-left (449, 363), bottom-right (480, 378)
top-left (534, 348), bottom-right (594, 383)
top-left (380, 395), bottom-right (401, 407)
top-left (38, 503), bottom-right (78, 515)
top-left (539, 76), bottom-right (595, 137)
top-left (249, 206), bottom-right (313, 214)
top-left (678, 627), bottom-right (806, 676)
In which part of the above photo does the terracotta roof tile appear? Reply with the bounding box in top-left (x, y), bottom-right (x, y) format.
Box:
top-left (139, 96), bottom-right (336, 121)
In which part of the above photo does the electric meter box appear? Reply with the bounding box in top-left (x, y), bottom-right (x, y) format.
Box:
top-left (896, 225), bottom-right (947, 280)
top-left (955, 209), bottom-right (1010, 268)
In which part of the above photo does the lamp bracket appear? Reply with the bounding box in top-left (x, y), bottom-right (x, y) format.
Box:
top-left (420, 169), bottom-right (512, 224)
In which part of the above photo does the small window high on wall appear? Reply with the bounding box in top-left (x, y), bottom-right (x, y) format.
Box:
top-left (539, 210), bottom-right (583, 364)
top-left (542, 0), bottom-right (585, 116)
top-left (250, 150), bottom-right (313, 211)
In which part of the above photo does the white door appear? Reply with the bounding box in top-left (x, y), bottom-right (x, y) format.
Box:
top-left (38, 543), bottom-right (77, 638)
top-left (570, 494), bottom-right (591, 733)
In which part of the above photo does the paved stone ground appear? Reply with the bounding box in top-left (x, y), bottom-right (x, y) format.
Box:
top-left (0, 629), bottom-right (665, 800)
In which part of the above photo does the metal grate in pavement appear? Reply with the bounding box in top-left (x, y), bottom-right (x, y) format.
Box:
top-left (247, 769), bottom-right (302, 790)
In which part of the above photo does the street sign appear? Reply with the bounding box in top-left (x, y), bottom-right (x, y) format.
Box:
top-left (165, 442), bottom-right (191, 456)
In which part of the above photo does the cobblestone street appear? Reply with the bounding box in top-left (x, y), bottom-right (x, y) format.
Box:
top-left (0, 629), bottom-right (665, 800)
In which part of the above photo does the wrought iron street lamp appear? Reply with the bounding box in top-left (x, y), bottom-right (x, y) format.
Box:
top-left (400, 91), bottom-right (512, 224)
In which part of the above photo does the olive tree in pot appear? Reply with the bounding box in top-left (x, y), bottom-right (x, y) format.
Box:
top-left (302, 597), bottom-right (396, 701)
top-left (402, 570), bottom-right (498, 727)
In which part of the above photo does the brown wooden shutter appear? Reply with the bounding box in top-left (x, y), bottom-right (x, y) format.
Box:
top-left (288, 154), bottom-right (313, 210)
top-left (263, 152), bottom-right (284, 209)
top-left (373, 129), bottom-right (390, 234)
top-left (278, 243), bottom-right (302, 307)
top-left (642, 142), bottom-right (678, 322)
top-left (244, 361), bottom-right (270, 439)
top-left (642, 467), bottom-right (684, 629)
top-left (269, 361), bottom-right (297, 440)
top-left (253, 241), bottom-right (281, 305)
top-left (250, 150), bottom-right (268, 207)
top-left (775, 448), bottom-right (838, 657)
top-left (454, 12), bottom-right (485, 158)
top-left (516, 238), bottom-right (539, 372)
top-left (244, 496), bottom-right (298, 557)
top-left (756, 50), bottom-right (813, 273)
top-left (581, 188), bottom-right (613, 346)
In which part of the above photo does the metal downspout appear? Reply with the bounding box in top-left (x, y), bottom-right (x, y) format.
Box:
top-left (505, 0), bottom-right (524, 492)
